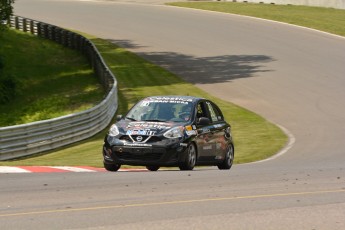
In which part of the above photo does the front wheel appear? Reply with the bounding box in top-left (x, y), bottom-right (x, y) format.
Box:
top-left (217, 144), bottom-right (234, 170)
top-left (104, 162), bottom-right (121, 172)
top-left (179, 143), bottom-right (197, 171)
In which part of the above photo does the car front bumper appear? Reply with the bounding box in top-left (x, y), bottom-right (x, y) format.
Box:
top-left (103, 136), bottom-right (188, 166)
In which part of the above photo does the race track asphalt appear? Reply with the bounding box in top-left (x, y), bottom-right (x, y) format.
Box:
top-left (1, 0), bottom-right (345, 229)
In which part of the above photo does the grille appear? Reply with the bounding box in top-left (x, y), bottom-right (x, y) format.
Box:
top-left (119, 135), bottom-right (132, 142)
top-left (114, 147), bottom-right (166, 161)
top-left (146, 136), bottom-right (162, 143)
top-left (119, 135), bottom-right (162, 143)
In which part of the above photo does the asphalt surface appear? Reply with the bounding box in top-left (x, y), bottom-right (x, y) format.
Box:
top-left (1, 0), bottom-right (345, 229)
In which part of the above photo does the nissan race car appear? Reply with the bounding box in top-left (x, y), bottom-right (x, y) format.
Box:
top-left (102, 95), bottom-right (234, 171)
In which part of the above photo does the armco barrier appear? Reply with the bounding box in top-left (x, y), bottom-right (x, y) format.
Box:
top-left (0, 16), bottom-right (117, 160)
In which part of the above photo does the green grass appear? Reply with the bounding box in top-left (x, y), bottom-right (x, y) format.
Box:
top-left (0, 35), bottom-right (287, 167)
top-left (168, 2), bottom-right (345, 37)
top-left (0, 29), bottom-right (104, 126)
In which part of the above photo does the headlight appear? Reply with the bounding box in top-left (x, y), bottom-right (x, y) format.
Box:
top-left (163, 126), bottom-right (184, 139)
top-left (108, 124), bottom-right (119, 137)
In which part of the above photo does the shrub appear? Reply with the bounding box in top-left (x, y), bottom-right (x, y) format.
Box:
top-left (0, 0), bottom-right (15, 33)
top-left (0, 55), bottom-right (17, 104)
top-left (0, 74), bottom-right (17, 104)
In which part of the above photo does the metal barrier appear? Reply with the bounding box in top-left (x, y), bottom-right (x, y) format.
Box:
top-left (0, 16), bottom-right (117, 160)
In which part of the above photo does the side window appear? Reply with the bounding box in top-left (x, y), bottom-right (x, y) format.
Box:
top-left (206, 101), bottom-right (223, 122)
top-left (212, 103), bottom-right (224, 121)
top-left (196, 102), bottom-right (208, 119)
top-left (206, 102), bottom-right (218, 122)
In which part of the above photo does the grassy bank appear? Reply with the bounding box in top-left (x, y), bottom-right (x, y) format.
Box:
top-left (168, 2), bottom-right (345, 37)
top-left (0, 29), bottom-right (104, 126)
top-left (0, 35), bottom-right (287, 167)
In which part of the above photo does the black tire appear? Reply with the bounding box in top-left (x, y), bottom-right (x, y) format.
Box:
top-left (104, 162), bottom-right (121, 172)
top-left (146, 166), bottom-right (160, 171)
top-left (217, 144), bottom-right (234, 170)
top-left (179, 143), bottom-right (197, 171)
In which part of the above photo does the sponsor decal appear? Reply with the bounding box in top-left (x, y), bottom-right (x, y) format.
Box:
top-left (215, 155), bottom-right (223, 160)
top-left (143, 97), bottom-right (193, 105)
top-left (127, 122), bottom-right (171, 130)
top-left (203, 145), bottom-right (212, 150)
top-left (199, 128), bottom-right (210, 134)
top-left (185, 125), bottom-right (193, 131)
top-left (180, 143), bottom-right (188, 147)
top-left (126, 129), bottom-right (156, 136)
top-left (186, 130), bottom-right (197, 136)
top-left (185, 126), bottom-right (197, 136)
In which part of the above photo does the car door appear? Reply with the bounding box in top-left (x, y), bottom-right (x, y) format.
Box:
top-left (195, 101), bottom-right (216, 162)
top-left (205, 101), bottom-right (229, 162)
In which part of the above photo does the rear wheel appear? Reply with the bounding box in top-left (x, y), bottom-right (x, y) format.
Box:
top-left (146, 166), bottom-right (160, 171)
top-left (217, 144), bottom-right (234, 170)
top-left (179, 143), bottom-right (197, 171)
top-left (104, 162), bottom-right (121, 172)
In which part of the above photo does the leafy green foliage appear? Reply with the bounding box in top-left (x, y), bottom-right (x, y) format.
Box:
top-left (0, 73), bottom-right (17, 104)
top-left (0, 52), bottom-right (17, 104)
top-left (0, 1), bottom-right (16, 103)
top-left (0, 0), bottom-right (14, 32)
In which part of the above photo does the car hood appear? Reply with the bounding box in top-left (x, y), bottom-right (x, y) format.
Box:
top-left (117, 120), bottom-right (184, 136)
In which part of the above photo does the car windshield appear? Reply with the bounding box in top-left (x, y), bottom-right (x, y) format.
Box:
top-left (126, 97), bottom-right (194, 122)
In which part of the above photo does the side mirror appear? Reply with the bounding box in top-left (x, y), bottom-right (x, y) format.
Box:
top-left (198, 117), bottom-right (211, 126)
top-left (116, 115), bottom-right (123, 121)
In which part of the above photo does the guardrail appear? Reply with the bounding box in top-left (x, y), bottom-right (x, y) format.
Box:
top-left (0, 16), bottom-right (117, 160)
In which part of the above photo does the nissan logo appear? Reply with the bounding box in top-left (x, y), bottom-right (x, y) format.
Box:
top-left (136, 136), bottom-right (143, 142)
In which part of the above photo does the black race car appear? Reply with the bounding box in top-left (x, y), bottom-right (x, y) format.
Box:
top-left (102, 96), bottom-right (234, 171)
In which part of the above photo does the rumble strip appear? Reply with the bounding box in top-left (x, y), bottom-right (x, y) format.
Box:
top-left (0, 166), bottom-right (147, 173)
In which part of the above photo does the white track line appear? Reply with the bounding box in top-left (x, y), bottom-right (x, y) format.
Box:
top-left (50, 166), bottom-right (98, 172)
top-left (0, 166), bottom-right (31, 173)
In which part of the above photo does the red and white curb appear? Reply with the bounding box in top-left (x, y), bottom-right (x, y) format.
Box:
top-left (0, 166), bottom-right (147, 173)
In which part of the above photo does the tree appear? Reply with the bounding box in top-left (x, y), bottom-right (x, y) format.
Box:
top-left (0, 0), bottom-right (15, 31)
top-left (1, 1), bottom-right (16, 103)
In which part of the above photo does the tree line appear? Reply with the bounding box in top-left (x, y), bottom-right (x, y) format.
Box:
top-left (0, 0), bottom-right (15, 104)
top-left (1, 0), bottom-right (14, 30)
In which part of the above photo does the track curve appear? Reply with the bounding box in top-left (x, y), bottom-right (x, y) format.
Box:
top-left (2, 0), bottom-right (344, 229)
